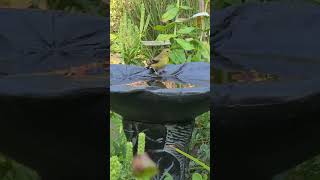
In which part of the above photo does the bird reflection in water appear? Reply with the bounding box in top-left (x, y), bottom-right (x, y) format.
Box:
top-left (125, 80), bottom-right (197, 89)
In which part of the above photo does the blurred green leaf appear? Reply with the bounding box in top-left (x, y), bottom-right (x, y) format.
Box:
top-left (177, 26), bottom-right (195, 34)
top-left (154, 22), bottom-right (176, 32)
top-left (192, 173), bottom-right (203, 180)
top-left (180, 5), bottom-right (192, 10)
top-left (175, 38), bottom-right (194, 50)
top-left (161, 5), bottom-right (179, 22)
top-left (0, 153), bottom-right (40, 180)
top-left (156, 34), bottom-right (177, 41)
top-left (169, 49), bottom-right (186, 64)
top-left (164, 172), bottom-right (174, 180)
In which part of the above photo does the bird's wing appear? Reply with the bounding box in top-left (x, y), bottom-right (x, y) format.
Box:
top-left (147, 56), bottom-right (161, 66)
top-left (151, 55), bottom-right (161, 63)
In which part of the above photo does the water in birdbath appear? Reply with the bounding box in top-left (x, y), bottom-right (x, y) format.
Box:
top-left (213, 67), bottom-right (279, 84)
top-left (125, 80), bottom-right (200, 89)
top-left (3, 62), bottom-right (106, 80)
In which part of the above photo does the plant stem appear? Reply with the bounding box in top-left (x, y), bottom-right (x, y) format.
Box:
top-left (174, 0), bottom-right (180, 36)
top-left (175, 148), bottom-right (210, 171)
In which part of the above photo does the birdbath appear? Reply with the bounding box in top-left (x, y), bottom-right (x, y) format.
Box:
top-left (110, 62), bottom-right (210, 179)
top-left (0, 8), bottom-right (107, 180)
top-left (213, 2), bottom-right (320, 179)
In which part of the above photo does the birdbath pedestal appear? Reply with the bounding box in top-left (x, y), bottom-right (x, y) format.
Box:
top-left (110, 62), bottom-right (210, 180)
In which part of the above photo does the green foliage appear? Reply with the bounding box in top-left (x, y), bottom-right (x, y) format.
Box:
top-left (110, 0), bottom-right (125, 32)
top-left (110, 112), bottom-right (159, 180)
top-left (0, 153), bottom-right (40, 180)
top-left (272, 154), bottom-right (320, 180)
top-left (188, 111), bottom-right (210, 179)
top-left (175, 148), bottom-right (210, 171)
top-left (110, 156), bottom-right (122, 180)
top-left (126, 0), bottom-right (200, 41)
top-left (137, 133), bottom-right (146, 155)
top-left (110, 111), bottom-right (210, 179)
top-left (154, 1), bottom-right (210, 64)
top-left (116, 3), bottom-right (150, 65)
top-left (110, 0), bottom-right (210, 64)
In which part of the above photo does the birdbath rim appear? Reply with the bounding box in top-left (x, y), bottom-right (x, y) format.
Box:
top-left (110, 62), bottom-right (210, 123)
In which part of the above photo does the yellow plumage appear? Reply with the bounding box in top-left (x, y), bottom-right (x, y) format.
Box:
top-left (147, 48), bottom-right (170, 72)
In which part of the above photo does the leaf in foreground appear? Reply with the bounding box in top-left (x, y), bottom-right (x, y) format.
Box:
top-left (132, 153), bottom-right (159, 178)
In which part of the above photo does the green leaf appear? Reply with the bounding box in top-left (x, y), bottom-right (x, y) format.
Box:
top-left (169, 49), bottom-right (186, 64)
top-left (192, 173), bottom-right (203, 180)
top-left (163, 172), bottom-right (174, 180)
top-left (180, 5), bottom-right (192, 10)
top-left (156, 34), bottom-right (177, 41)
top-left (175, 38), bottom-right (194, 51)
top-left (144, 15), bottom-right (151, 32)
top-left (154, 22), bottom-right (175, 32)
top-left (175, 148), bottom-right (210, 171)
top-left (166, 4), bottom-right (175, 11)
top-left (139, 3), bottom-right (145, 34)
top-left (177, 26), bottom-right (195, 34)
top-left (170, 49), bottom-right (186, 64)
top-left (192, 50), bottom-right (202, 62)
top-left (161, 6), bottom-right (179, 22)
top-left (203, 174), bottom-right (208, 180)
top-left (0, 153), bottom-right (41, 180)
top-left (186, 55), bottom-right (192, 62)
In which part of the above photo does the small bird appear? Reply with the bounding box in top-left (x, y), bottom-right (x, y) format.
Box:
top-left (146, 48), bottom-right (170, 75)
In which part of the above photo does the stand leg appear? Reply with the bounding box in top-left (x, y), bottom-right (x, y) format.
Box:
top-left (122, 120), bottom-right (194, 180)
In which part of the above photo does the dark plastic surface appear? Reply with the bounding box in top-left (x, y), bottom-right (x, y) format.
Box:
top-left (0, 8), bottom-right (107, 180)
top-left (213, 2), bottom-right (320, 179)
top-left (110, 62), bottom-right (210, 123)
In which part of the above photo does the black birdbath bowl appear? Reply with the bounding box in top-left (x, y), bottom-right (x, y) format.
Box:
top-left (110, 62), bottom-right (210, 179)
top-left (0, 8), bottom-right (107, 180)
top-left (213, 2), bottom-right (320, 180)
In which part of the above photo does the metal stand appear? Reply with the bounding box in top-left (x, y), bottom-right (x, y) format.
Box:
top-left (123, 120), bottom-right (194, 180)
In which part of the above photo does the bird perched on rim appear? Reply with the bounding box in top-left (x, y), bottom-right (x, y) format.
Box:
top-left (146, 48), bottom-right (170, 75)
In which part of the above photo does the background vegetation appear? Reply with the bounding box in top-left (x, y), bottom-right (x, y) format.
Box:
top-left (110, 0), bottom-right (210, 65)
top-left (110, 111), bottom-right (210, 180)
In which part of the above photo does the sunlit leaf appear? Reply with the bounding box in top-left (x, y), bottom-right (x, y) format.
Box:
top-left (175, 38), bottom-right (194, 50)
top-left (177, 26), bottom-right (195, 34)
top-left (154, 22), bottom-right (176, 32)
top-left (169, 49), bottom-right (186, 64)
top-left (162, 6), bottom-right (179, 22)
top-left (156, 34), bottom-right (177, 41)
top-left (192, 173), bottom-right (203, 180)
top-left (180, 5), bottom-right (192, 10)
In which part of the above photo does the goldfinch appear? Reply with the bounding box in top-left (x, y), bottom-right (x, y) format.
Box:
top-left (146, 48), bottom-right (170, 74)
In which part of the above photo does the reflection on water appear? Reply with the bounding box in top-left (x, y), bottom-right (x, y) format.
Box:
top-left (50, 62), bottom-right (106, 78)
top-left (125, 80), bottom-right (198, 89)
top-left (6, 62), bottom-right (106, 80)
top-left (213, 68), bottom-right (279, 84)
